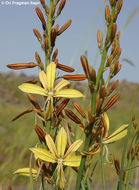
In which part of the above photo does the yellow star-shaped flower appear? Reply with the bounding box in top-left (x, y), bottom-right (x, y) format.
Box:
top-left (18, 62), bottom-right (84, 119)
top-left (31, 128), bottom-right (83, 189)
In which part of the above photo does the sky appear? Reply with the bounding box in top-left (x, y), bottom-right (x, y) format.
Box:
top-left (0, 0), bottom-right (139, 83)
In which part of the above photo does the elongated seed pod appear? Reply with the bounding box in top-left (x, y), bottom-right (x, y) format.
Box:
top-left (65, 109), bottom-right (81, 124)
top-left (105, 5), bottom-right (111, 23)
top-left (73, 102), bottom-right (86, 118)
top-left (57, 20), bottom-right (72, 36)
top-left (103, 93), bottom-right (120, 112)
top-left (57, 0), bottom-right (66, 16)
top-left (33, 28), bottom-right (42, 41)
top-left (35, 7), bottom-right (46, 30)
top-left (51, 7), bottom-right (56, 17)
top-left (62, 74), bottom-right (86, 81)
top-left (55, 99), bottom-right (69, 116)
top-left (7, 62), bottom-right (37, 70)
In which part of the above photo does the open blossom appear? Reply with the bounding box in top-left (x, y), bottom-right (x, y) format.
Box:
top-left (31, 128), bottom-right (83, 189)
top-left (18, 62), bottom-right (84, 119)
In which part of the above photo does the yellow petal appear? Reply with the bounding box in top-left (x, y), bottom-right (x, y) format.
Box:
top-left (18, 83), bottom-right (46, 96)
top-left (39, 71), bottom-right (48, 90)
top-left (55, 89), bottom-right (84, 98)
top-left (56, 164), bottom-right (65, 190)
top-left (54, 79), bottom-right (70, 92)
top-left (30, 147), bottom-right (57, 163)
top-left (64, 140), bottom-right (83, 158)
top-left (44, 98), bottom-right (53, 120)
top-left (45, 134), bottom-right (58, 157)
top-left (14, 168), bottom-right (37, 177)
top-left (57, 128), bottom-right (67, 157)
top-left (104, 112), bottom-right (109, 132)
top-left (103, 124), bottom-right (128, 144)
top-left (63, 156), bottom-right (81, 167)
top-left (46, 62), bottom-right (56, 90)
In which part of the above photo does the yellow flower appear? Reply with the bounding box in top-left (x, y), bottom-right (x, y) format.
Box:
top-left (31, 128), bottom-right (83, 189)
top-left (18, 62), bottom-right (84, 119)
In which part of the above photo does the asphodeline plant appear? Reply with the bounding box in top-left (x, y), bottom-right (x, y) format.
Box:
top-left (7, 0), bottom-right (139, 190)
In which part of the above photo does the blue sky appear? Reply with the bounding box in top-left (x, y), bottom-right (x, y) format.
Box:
top-left (0, 0), bottom-right (139, 82)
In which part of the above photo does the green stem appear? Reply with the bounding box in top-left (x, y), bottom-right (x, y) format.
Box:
top-left (100, 134), bottom-right (106, 190)
top-left (46, 0), bottom-right (53, 69)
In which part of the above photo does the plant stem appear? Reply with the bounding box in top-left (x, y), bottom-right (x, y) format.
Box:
top-left (46, 0), bottom-right (53, 69)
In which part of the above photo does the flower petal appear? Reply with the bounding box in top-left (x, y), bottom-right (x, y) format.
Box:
top-left (54, 79), bottom-right (70, 92)
top-left (18, 83), bottom-right (46, 96)
top-left (64, 140), bottom-right (83, 158)
top-left (39, 71), bottom-right (48, 90)
top-left (14, 168), bottom-right (37, 177)
top-left (103, 124), bottom-right (128, 144)
top-left (55, 89), bottom-right (84, 98)
top-left (44, 97), bottom-right (53, 120)
top-left (46, 62), bottom-right (56, 90)
top-left (45, 134), bottom-right (58, 157)
top-left (30, 147), bottom-right (57, 163)
top-left (63, 156), bottom-right (81, 167)
top-left (103, 112), bottom-right (109, 132)
top-left (56, 164), bottom-right (65, 189)
top-left (57, 128), bottom-right (67, 157)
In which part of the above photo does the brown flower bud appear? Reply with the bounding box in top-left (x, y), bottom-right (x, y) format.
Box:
top-left (55, 99), bottom-right (69, 116)
top-left (27, 94), bottom-right (41, 111)
top-left (80, 55), bottom-right (90, 79)
top-left (40, 0), bottom-right (46, 9)
top-left (35, 52), bottom-right (41, 64)
top-left (105, 5), bottom-right (111, 23)
top-left (7, 62), bottom-right (37, 70)
top-left (97, 30), bottom-right (103, 49)
top-left (96, 98), bottom-right (103, 114)
top-left (62, 74), bottom-right (86, 81)
top-left (117, 0), bottom-right (123, 14)
top-left (55, 24), bottom-right (59, 32)
top-left (57, 20), bottom-right (72, 36)
top-left (51, 28), bottom-right (57, 47)
top-left (12, 109), bottom-right (34, 121)
top-left (65, 109), bottom-right (81, 124)
top-left (114, 158), bottom-right (120, 176)
top-left (109, 80), bottom-right (119, 94)
top-left (111, 23), bottom-right (117, 41)
top-left (56, 63), bottom-right (74, 72)
top-left (54, 0), bottom-right (60, 6)
top-left (52, 49), bottom-right (58, 61)
top-left (51, 7), bottom-right (56, 17)
top-left (73, 102), bottom-right (86, 118)
top-left (57, 0), bottom-right (66, 16)
top-left (44, 38), bottom-right (49, 51)
top-left (35, 125), bottom-right (46, 144)
top-left (33, 28), bottom-right (42, 41)
top-left (103, 93), bottom-right (120, 112)
top-left (101, 86), bottom-right (106, 99)
top-left (35, 7), bottom-right (46, 30)
top-left (90, 68), bottom-right (96, 82)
